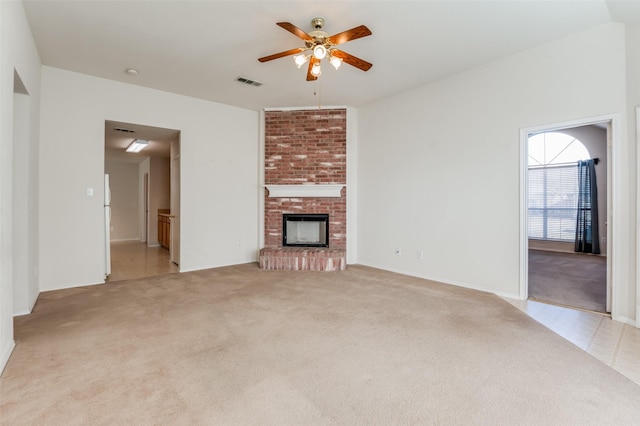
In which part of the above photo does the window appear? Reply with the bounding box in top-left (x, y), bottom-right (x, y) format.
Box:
top-left (528, 132), bottom-right (590, 241)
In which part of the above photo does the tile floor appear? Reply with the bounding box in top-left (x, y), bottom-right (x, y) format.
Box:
top-left (107, 241), bottom-right (178, 282)
top-left (503, 298), bottom-right (640, 386)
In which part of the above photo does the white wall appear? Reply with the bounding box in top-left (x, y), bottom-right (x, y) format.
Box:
top-left (1, 1), bottom-right (42, 373)
top-left (105, 161), bottom-right (140, 241)
top-left (346, 107), bottom-right (358, 263)
top-left (626, 23), bottom-right (640, 326)
top-left (39, 66), bottom-right (259, 291)
top-left (357, 24), bottom-right (635, 320)
top-left (12, 91), bottom-right (30, 314)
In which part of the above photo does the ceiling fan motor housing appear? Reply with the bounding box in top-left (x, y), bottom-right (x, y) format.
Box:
top-left (311, 17), bottom-right (325, 29)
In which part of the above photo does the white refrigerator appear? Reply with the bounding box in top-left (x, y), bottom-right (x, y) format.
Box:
top-left (104, 174), bottom-right (111, 278)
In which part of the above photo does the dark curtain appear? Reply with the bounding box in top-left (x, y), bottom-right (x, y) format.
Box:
top-left (575, 159), bottom-right (600, 254)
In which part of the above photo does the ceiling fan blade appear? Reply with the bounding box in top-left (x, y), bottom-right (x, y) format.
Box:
top-left (307, 57), bottom-right (319, 81)
top-left (331, 49), bottom-right (373, 71)
top-left (327, 25), bottom-right (372, 45)
top-left (277, 22), bottom-right (314, 42)
top-left (258, 47), bottom-right (306, 63)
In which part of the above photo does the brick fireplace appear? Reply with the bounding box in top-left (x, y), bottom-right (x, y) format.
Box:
top-left (259, 108), bottom-right (347, 271)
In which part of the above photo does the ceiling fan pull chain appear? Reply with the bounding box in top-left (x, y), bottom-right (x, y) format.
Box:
top-left (314, 80), bottom-right (322, 109)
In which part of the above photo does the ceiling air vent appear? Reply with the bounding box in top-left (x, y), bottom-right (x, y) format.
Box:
top-left (114, 127), bottom-right (135, 133)
top-left (236, 77), bottom-right (262, 87)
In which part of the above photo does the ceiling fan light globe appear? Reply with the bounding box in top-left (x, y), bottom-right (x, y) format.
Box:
top-left (313, 45), bottom-right (327, 60)
top-left (294, 54), bottom-right (308, 68)
top-left (311, 63), bottom-right (322, 76)
top-left (330, 56), bottom-right (342, 70)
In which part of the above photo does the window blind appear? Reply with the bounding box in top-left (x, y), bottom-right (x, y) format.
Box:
top-left (528, 164), bottom-right (578, 241)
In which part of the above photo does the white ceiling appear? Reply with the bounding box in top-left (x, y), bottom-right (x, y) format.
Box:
top-left (22, 1), bottom-right (640, 157)
top-left (104, 120), bottom-right (178, 163)
top-left (23, 0), bottom-right (640, 114)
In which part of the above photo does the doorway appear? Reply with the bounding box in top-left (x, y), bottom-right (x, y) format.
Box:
top-left (520, 116), bottom-right (614, 314)
top-left (104, 120), bottom-right (181, 282)
top-left (12, 70), bottom-right (38, 315)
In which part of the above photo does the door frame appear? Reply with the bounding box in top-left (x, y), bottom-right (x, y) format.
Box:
top-left (519, 113), bottom-right (618, 314)
top-left (169, 138), bottom-right (180, 266)
top-left (636, 107), bottom-right (640, 324)
top-left (143, 172), bottom-right (149, 243)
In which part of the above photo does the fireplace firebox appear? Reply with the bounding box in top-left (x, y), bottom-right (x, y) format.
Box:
top-left (283, 214), bottom-right (329, 247)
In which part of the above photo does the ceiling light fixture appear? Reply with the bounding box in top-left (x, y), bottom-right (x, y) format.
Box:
top-left (311, 62), bottom-right (322, 77)
top-left (329, 55), bottom-right (342, 70)
top-left (125, 68), bottom-right (139, 76)
top-left (294, 54), bottom-right (309, 68)
top-left (312, 44), bottom-right (327, 60)
top-left (260, 18), bottom-right (372, 82)
top-left (126, 139), bottom-right (148, 153)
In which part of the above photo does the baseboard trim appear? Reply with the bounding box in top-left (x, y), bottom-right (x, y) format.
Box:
top-left (354, 262), bottom-right (495, 296)
top-left (611, 315), bottom-right (637, 327)
top-left (529, 247), bottom-right (607, 257)
top-left (0, 340), bottom-right (16, 376)
top-left (43, 280), bottom-right (105, 292)
top-left (494, 290), bottom-right (523, 300)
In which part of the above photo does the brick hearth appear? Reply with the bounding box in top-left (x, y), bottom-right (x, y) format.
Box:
top-left (262, 108), bottom-right (347, 271)
top-left (259, 247), bottom-right (346, 272)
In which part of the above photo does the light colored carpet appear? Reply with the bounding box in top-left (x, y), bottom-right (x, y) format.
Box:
top-left (1, 263), bottom-right (639, 425)
top-left (529, 250), bottom-right (607, 312)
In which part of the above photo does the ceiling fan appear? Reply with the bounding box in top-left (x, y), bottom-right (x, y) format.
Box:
top-left (258, 18), bottom-right (372, 81)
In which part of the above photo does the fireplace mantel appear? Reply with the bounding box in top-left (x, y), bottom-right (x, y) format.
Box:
top-left (264, 184), bottom-right (344, 198)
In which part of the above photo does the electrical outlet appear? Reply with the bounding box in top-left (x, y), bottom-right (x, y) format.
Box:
top-left (417, 250), bottom-right (424, 260)
top-left (395, 248), bottom-right (402, 256)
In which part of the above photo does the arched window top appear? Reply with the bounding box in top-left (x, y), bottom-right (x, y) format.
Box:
top-left (528, 132), bottom-right (590, 166)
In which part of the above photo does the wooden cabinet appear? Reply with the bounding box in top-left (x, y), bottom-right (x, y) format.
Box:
top-left (158, 212), bottom-right (170, 250)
